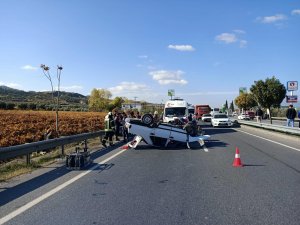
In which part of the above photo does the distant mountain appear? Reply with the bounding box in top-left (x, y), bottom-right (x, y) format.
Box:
top-left (0, 85), bottom-right (88, 106)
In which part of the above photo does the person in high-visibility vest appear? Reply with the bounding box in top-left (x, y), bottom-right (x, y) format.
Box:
top-left (102, 112), bottom-right (115, 147)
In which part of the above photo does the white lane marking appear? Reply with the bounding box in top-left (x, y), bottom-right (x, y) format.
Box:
top-left (235, 129), bottom-right (300, 152)
top-left (0, 149), bottom-right (127, 225)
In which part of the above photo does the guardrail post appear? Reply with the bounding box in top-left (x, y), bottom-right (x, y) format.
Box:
top-left (84, 140), bottom-right (88, 152)
top-left (61, 145), bottom-right (65, 156)
top-left (26, 154), bottom-right (31, 165)
top-left (100, 136), bottom-right (103, 147)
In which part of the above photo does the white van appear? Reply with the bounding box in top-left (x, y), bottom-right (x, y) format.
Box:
top-left (210, 107), bottom-right (221, 116)
top-left (163, 98), bottom-right (189, 123)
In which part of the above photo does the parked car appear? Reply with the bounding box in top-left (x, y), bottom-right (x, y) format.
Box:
top-left (201, 113), bottom-right (213, 122)
top-left (238, 113), bottom-right (250, 120)
top-left (228, 116), bottom-right (238, 124)
top-left (211, 113), bottom-right (232, 127)
top-left (246, 111), bottom-right (255, 120)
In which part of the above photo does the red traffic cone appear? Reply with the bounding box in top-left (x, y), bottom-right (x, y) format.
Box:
top-left (233, 147), bottom-right (243, 167)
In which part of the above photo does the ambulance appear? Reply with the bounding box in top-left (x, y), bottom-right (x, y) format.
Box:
top-left (163, 98), bottom-right (189, 123)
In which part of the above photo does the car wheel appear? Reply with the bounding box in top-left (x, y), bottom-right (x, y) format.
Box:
top-left (141, 113), bottom-right (154, 125)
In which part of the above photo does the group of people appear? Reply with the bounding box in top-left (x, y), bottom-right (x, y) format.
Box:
top-left (101, 110), bottom-right (203, 148)
top-left (255, 105), bottom-right (300, 128)
top-left (101, 110), bottom-right (141, 148)
top-left (286, 104), bottom-right (300, 128)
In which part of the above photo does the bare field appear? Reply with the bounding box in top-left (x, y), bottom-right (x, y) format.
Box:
top-left (0, 110), bottom-right (106, 147)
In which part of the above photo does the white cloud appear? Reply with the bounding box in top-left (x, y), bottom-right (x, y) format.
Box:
top-left (213, 62), bottom-right (222, 67)
top-left (60, 85), bottom-right (84, 92)
top-left (179, 91), bottom-right (238, 96)
top-left (147, 66), bottom-right (157, 70)
top-left (108, 82), bottom-right (150, 94)
top-left (107, 82), bottom-right (167, 103)
top-left (257, 14), bottom-right (287, 23)
top-left (291, 9), bottom-right (300, 15)
top-left (215, 33), bottom-right (238, 44)
top-left (239, 40), bottom-right (248, 48)
top-left (233, 29), bottom-right (246, 34)
top-left (168, 45), bottom-right (195, 51)
top-left (149, 70), bottom-right (188, 85)
top-left (21, 65), bottom-right (38, 71)
top-left (0, 82), bottom-right (22, 88)
top-left (138, 55), bottom-right (148, 59)
top-left (215, 31), bottom-right (247, 48)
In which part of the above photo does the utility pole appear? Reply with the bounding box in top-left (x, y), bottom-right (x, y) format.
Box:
top-left (134, 96), bottom-right (137, 108)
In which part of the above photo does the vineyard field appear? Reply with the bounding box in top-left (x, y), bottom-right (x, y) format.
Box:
top-left (0, 110), bottom-right (106, 147)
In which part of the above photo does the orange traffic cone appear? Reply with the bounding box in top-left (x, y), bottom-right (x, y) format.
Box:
top-left (233, 147), bottom-right (243, 167)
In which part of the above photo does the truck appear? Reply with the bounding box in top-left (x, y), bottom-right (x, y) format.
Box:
top-left (195, 105), bottom-right (211, 120)
top-left (188, 104), bottom-right (195, 115)
top-left (163, 98), bottom-right (189, 123)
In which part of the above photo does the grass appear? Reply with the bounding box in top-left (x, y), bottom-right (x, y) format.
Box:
top-left (0, 137), bottom-right (103, 182)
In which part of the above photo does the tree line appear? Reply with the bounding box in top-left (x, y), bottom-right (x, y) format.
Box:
top-left (234, 76), bottom-right (287, 123)
top-left (0, 102), bottom-right (88, 111)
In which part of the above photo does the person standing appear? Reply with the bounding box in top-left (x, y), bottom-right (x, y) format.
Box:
top-left (121, 112), bottom-right (129, 142)
top-left (135, 111), bottom-right (141, 119)
top-left (153, 111), bottom-right (160, 123)
top-left (102, 112), bottom-right (115, 147)
top-left (255, 108), bottom-right (263, 123)
top-left (286, 104), bottom-right (297, 127)
top-left (113, 112), bottom-right (121, 141)
top-left (298, 109), bottom-right (300, 128)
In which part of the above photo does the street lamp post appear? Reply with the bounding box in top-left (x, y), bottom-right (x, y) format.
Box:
top-left (134, 96), bottom-right (137, 109)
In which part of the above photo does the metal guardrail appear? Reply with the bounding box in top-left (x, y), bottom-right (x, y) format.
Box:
top-left (271, 117), bottom-right (300, 122)
top-left (0, 131), bottom-right (105, 163)
top-left (238, 120), bottom-right (300, 136)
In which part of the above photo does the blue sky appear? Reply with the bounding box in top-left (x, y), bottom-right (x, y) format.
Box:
top-left (0, 0), bottom-right (299, 107)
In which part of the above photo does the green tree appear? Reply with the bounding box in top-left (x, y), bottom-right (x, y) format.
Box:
top-left (250, 76), bottom-right (286, 123)
top-left (18, 103), bottom-right (28, 110)
top-left (230, 100), bottom-right (234, 112)
top-left (0, 102), bottom-right (6, 109)
top-left (6, 103), bottom-right (15, 110)
top-left (110, 96), bottom-right (125, 109)
top-left (28, 103), bottom-right (37, 110)
top-left (225, 100), bottom-right (228, 110)
top-left (88, 88), bottom-right (112, 111)
top-left (234, 93), bottom-right (257, 111)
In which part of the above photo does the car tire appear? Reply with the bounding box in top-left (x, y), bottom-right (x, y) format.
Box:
top-left (141, 113), bottom-right (154, 125)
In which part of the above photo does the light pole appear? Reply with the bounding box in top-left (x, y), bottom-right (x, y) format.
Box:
top-left (134, 96), bottom-right (137, 109)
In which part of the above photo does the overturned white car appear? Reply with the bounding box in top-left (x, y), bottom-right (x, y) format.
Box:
top-left (124, 114), bottom-right (210, 149)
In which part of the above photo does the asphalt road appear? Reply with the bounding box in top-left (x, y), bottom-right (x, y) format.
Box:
top-left (1, 125), bottom-right (300, 225)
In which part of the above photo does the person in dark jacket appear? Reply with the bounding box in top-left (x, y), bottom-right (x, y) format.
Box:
top-left (183, 117), bottom-right (198, 149)
top-left (298, 110), bottom-right (300, 128)
top-left (286, 104), bottom-right (297, 127)
top-left (255, 108), bottom-right (263, 123)
top-left (102, 112), bottom-right (115, 147)
top-left (113, 112), bottom-right (121, 141)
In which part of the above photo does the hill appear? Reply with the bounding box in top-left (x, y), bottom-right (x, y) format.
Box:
top-left (0, 85), bottom-right (88, 110)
